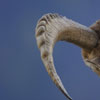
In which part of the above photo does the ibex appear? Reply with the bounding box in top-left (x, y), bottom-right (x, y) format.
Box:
top-left (35, 13), bottom-right (100, 100)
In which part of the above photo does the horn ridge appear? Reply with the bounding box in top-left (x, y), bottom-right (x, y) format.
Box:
top-left (35, 13), bottom-right (72, 100)
top-left (35, 13), bottom-right (98, 100)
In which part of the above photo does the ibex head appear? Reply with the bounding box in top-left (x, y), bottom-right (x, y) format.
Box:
top-left (35, 13), bottom-right (100, 100)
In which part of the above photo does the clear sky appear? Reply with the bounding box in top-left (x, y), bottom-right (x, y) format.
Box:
top-left (0, 0), bottom-right (100, 100)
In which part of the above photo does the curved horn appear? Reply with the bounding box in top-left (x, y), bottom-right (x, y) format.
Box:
top-left (35, 13), bottom-right (98, 100)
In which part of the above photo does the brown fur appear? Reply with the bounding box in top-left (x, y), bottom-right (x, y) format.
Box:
top-left (82, 20), bottom-right (100, 76)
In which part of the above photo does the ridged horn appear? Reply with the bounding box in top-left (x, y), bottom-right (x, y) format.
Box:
top-left (35, 13), bottom-right (98, 100)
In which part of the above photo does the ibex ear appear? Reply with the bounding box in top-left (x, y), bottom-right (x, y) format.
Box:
top-left (90, 20), bottom-right (100, 38)
top-left (96, 20), bottom-right (100, 24)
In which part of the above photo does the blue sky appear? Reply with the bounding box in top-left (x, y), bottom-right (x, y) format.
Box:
top-left (0, 0), bottom-right (100, 100)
